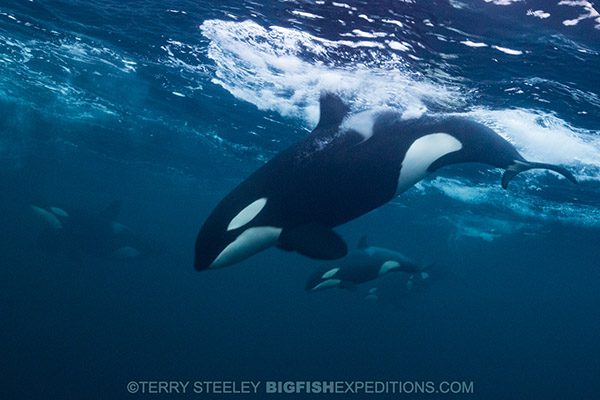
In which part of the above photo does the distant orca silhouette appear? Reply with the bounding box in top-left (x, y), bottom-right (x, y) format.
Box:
top-left (32, 201), bottom-right (145, 260)
top-left (195, 93), bottom-right (576, 270)
top-left (305, 236), bottom-right (430, 292)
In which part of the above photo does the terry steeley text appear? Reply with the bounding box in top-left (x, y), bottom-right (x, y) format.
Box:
top-left (126, 380), bottom-right (474, 395)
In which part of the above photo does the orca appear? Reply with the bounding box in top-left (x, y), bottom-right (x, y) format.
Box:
top-left (304, 236), bottom-right (430, 291)
top-left (32, 201), bottom-right (147, 260)
top-left (194, 93), bottom-right (577, 270)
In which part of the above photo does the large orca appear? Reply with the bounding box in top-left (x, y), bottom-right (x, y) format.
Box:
top-left (32, 201), bottom-right (147, 260)
top-left (305, 236), bottom-right (430, 292)
top-left (195, 93), bottom-right (576, 270)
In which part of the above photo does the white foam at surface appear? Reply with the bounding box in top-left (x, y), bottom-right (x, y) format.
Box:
top-left (449, 0), bottom-right (468, 9)
top-left (2, 2), bottom-right (597, 232)
top-left (492, 45), bottom-right (523, 55)
top-left (527, 10), bottom-right (551, 19)
top-left (0, 32), bottom-right (138, 118)
top-left (332, 2), bottom-right (356, 10)
top-left (388, 41), bottom-right (412, 51)
top-left (161, 39), bottom-right (210, 76)
top-left (484, 0), bottom-right (523, 5)
top-left (336, 40), bottom-right (385, 49)
top-left (346, 29), bottom-right (387, 38)
top-left (291, 10), bottom-right (324, 20)
top-left (200, 19), bottom-right (461, 125)
top-left (559, 1), bottom-right (600, 29)
top-left (465, 108), bottom-right (600, 174)
top-left (461, 40), bottom-right (488, 48)
top-left (200, 18), bottom-right (600, 202)
top-left (424, 177), bottom-right (600, 227)
top-left (382, 19), bottom-right (404, 28)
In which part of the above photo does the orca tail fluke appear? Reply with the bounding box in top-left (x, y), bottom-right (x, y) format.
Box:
top-left (501, 160), bottom-right (578, 189)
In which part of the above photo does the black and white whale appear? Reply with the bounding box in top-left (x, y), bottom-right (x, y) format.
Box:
top-left (195, 93), bottom-right (576, 270)
top-left (305, 236), bottom-right (430, 291)
top-left (32, 201), bottom-right (147, 260)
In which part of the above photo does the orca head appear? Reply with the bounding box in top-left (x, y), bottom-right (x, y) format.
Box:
top-left (195, 197), bottom-right (282, 270)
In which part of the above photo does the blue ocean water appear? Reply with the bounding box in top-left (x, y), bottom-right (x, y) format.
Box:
top-left (1, 0), bottom-right (599, 398)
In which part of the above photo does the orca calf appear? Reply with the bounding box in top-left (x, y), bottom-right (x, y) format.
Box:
top-left (195, 93), bottom-right (576, 270)
top-left (32, 201), bottom-right (145, 260)
top-left (305, 236), bottom-right (431, 292)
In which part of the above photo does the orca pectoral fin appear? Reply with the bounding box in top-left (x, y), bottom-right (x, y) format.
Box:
top-left (501, 161), bottom-right (578, 189)
top-left (279, 223), bottom-right (348, 260)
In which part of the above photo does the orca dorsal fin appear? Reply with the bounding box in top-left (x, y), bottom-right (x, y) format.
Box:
top-left (100, 200), bottom-right (122, 221)
top-left (316, 92), bottom-right (349, 130)
top-left (357, 235), bottom-right (369, 249)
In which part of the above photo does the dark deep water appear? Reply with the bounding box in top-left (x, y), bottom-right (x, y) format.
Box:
top-left (1, 0), bottom-right (600, 399)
